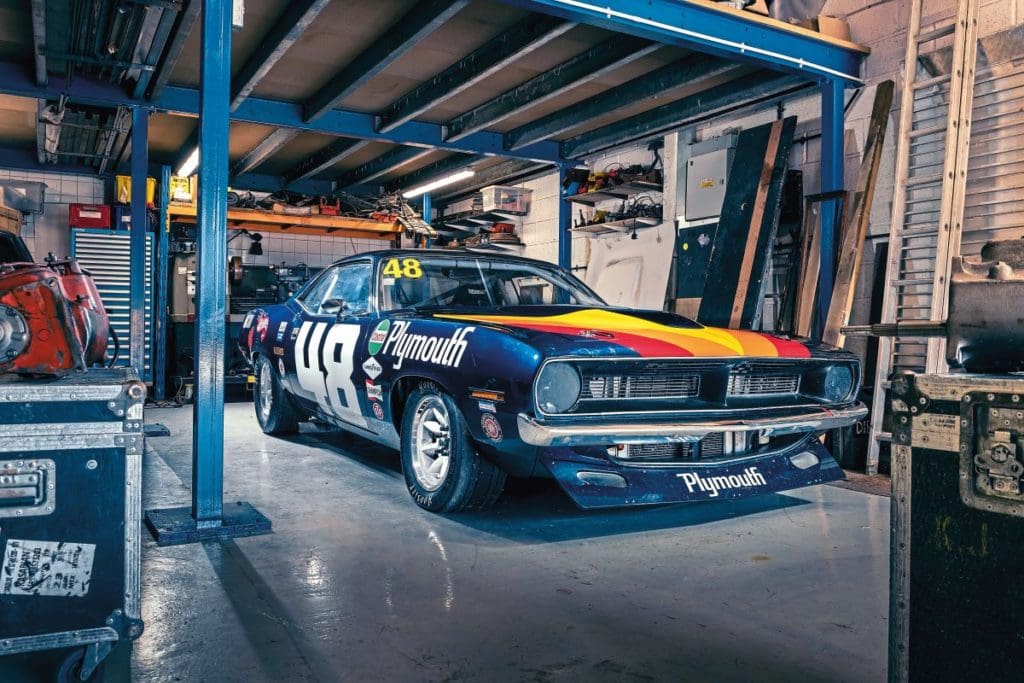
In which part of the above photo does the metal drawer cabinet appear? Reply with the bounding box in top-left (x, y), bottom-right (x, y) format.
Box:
top-left (0, 368), bottom-right (145, 682)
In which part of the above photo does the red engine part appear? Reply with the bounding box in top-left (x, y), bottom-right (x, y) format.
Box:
top-left (0, 259), bottom-right (111, 375)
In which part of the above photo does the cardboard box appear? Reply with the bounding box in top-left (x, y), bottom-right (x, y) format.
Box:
top-left (793, 15), bottom-right (851, 41)
top-left (746, 0), bottom-right (769, 16)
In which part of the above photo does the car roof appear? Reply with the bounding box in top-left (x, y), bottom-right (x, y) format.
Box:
top-left (331, 248), bottom-right (561, 269)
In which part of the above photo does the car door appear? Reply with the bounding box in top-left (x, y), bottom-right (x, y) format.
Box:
top-left (289, 260), bottom-right (375, 432)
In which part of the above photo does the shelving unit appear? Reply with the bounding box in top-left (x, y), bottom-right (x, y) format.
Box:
top-left (564, 180), bottom-right (664, 206)
top-left (167, 204), bottom-right (402, 239)
top-left (570, 215), bottom-right (661, 235)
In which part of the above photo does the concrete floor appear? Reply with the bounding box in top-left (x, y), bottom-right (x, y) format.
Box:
top-left (3, 403), bottom-right (890, 682)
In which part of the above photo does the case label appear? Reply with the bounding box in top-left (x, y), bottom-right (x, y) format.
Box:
top-left (1, 539), bottom-right (96, 597)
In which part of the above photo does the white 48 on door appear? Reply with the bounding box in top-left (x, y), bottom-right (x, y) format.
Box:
top-left (294, 321), bottom-right (366, 428)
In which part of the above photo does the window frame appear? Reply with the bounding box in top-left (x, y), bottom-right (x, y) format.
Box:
top-left (295, 258), bottom-right (376, 317)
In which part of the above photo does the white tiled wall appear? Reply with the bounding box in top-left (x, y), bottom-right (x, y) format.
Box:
top-left (227, 234), bottom-right (385, 269)
top-left (0, 168), bottom-right (105, 259)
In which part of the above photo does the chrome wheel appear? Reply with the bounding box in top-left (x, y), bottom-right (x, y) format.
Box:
top-left (258, 359), bottom-right (274, 423)
top-left (411, 395), bottom-right (451, 491)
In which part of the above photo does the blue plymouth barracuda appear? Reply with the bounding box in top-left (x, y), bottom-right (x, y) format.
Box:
top-left (240, 250), bottom-right (867, 512)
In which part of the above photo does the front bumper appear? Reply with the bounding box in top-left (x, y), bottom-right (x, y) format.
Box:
top-left (517, 402), bottom-right (868, 447)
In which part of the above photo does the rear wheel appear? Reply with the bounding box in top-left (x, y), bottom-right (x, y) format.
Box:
top-left (400, 383), bottom-right (506, 512)
top-left (254, 355), bottom-right (300, 435)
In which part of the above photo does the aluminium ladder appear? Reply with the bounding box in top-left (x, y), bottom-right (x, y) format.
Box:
top-left (866, 0), bottom-right (979, 474)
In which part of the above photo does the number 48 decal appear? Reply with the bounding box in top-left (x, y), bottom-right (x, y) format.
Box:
top-left (294, 321), bottom-right (366, 428)
top-left (382, 258), bottom-right (422, 278)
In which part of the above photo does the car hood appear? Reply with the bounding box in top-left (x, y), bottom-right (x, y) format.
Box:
top-left (421, 306), bottom-right (821, 359)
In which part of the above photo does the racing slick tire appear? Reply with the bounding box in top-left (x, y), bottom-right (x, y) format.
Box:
top-left (400, 382), bottom-right (506, 512)
top-left (254, 355), bottom-right (301, 435)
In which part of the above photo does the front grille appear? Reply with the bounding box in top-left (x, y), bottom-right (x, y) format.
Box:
top-left (582, 371), bottom-right (701, 400)
top-left (621, 433), bottom-right (726, 462)
top-left (727, 373), bottom-right (800, 396)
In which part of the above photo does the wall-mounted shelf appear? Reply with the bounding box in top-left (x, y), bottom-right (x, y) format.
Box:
top-left (167, 204), bottom-right (402, 239)
top-left (564, 180), bottom-right (664, 206)
top-left (571, 216), bottom-right (661, 235)
top-left (439, 209), bottom-right (519, 233)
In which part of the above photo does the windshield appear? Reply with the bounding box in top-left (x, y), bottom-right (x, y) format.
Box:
top-left (378, 254), bottom-right (604, 311)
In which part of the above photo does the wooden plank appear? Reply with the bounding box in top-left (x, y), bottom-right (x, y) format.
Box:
top-left (729, 119), bottom-right (783, 328)
top-left (167, 204), bottom-right (401, 237)
top-left (793, 198), bottom-right (822, 337)
top-left (698, 116), bottom-right (797, 329)
top-left (823, 81), bottom-right (895, 347)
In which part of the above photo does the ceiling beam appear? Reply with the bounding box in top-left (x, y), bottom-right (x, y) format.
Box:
top-left (494, 0), bottom-right (864, 84)
top-left (230, 128), bottom-right (300, 178)
top-left (376, 14), bottom-right (576, 133)
top-left (385, 153), bottom-right (483, 192)
top-left (434, 158), bottom-right (552, 201)
top-left (445, 35), bottom-right (657, 142)
top-left (562, 71), bottom-right (811, 158)
top-left (231, 0), bottom-right (333, 111)
top-left (282, 137), bottom-right (373, 185)
top-left (336, 146), bottom-right (436, 188)
top-left (303, 0), bottom-right (472, 122)
top-left (30, 0), bottom-right (46, 86)
top-left (131, 4), bottom-right (179, 98)
top-left (505, 53), bottom-right (735, 150)
top-left (146, 0), bottom-right (199, 99)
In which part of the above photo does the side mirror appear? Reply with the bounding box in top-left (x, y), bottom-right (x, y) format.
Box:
top-left (321, 298), bottom-right (344, 315)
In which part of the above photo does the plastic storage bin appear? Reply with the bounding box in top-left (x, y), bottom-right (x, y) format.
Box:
top-left (114, 175), bottom-right (156, 206)
top-left (480, 185), bottom-right (532, 215)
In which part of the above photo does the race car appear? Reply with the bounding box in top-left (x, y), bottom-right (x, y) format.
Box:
top-left (239, 249), bottom-right (867, 512)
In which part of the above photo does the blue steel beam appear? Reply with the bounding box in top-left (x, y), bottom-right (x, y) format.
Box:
top-left (817, 78), bottom-right (845, 338)
top-left (230, 128), bottom-right (299, 178)
top-left (132, 4), bottom-right (179, 99)
top-left (376, 15), bottom-right (576, 133)
top-left (192, 0), bottom-right (232, 527)
top-left (231, 0), bottom-right (333, 111)
top-left (129, 108), bottom-right (148, 376)
top-left (336, 146), bottom-right (437, 188)
top-left (0, 59), bottom-right (566, 165)
top-left (561, 70), bottom-right (810, 158)
top-left (444, 35), bottom-right (658, 142)
top-left (557, 165), bottom-right (572, 271)
top-left (146, 0), bottom-right (199, 99)
top-left (304, 0), bottom-right (472, 122)
top-left (282, 137), bottom-right (372, 185)
top-left (505, 53), bottom-right (735, 151)
top-left (384, 153), bottom-right (483, 192)
top-left (154, 164), bottom-right (170, 401)
top-left (495, 0), bottom-right (865, 84)
top-left (30, 0), bottom-right (46, 86)
top-left (0, 144), bottom-right (98, 175)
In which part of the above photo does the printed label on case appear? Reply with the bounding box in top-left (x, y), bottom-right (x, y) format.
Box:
top-left (1, 539), bottom-right (96, 597)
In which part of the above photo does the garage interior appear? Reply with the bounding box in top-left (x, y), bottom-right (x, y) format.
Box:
top-left (0, 0), bottom-right (1021, 680)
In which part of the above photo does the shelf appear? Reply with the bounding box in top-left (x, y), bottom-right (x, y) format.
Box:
top-left (167, 204), bottom-right (402, 239)
top-left (440, 209), bottom-right (520, 232)
top-left (571, 216), bottom-right (661, 235)
top-left (564, 180), bottom-right (664, 206)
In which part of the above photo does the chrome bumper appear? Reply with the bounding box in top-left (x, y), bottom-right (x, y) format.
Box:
top-left (516, 403), bottom-right (868, 448)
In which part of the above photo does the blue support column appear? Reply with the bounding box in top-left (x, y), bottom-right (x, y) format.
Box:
top-left (144, 0), bottom-right (271, 546)
top-left (154, 164), bottom-right (171, 401)
top-left (557, 166), bottom-right (572, 271)
top-left (817, 78), bottom-right (845, 338)
top-left (422, 193), bottom-right (432, 247)
top-left (129, 108), bottom-right (148, 376)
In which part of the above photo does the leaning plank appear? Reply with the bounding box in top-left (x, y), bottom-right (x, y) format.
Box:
top-left (793, 198), bottom-right (822, 337)
top-left (823, 80), bottom-right (895, 347)
top-left (698, 116), bottom-right (797, 329)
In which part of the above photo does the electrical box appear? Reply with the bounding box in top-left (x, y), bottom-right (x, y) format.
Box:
top-left (171, 253), bottom-right (197, 322)
top-left (684, 134), bottom-right (738, 221)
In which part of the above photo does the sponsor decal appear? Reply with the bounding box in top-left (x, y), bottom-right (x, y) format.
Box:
top-left (290, 327), bottom-right (300, 341)
top-left (242, 312), bottom-right (255, 329)
top-left (272, 346), bottom-right (285, 356)
top-left (577, 329), bottom-right (614, 339)
top-left (278, 358), bottom-right (286, 376)
top-left (362, 356), bottom-right (383, 380)
top-left (255, 313), bottom-right (270, 342)
top-left (382, 277), bottom-right (396, 287)
top-left (477, 400), bottom-right (496, 413)
top-left (481, 413), bottom-right (502, 442)
top-left (368, 320), bottom-right (391, 355)
top-left (365, 380), bottom-right (383, 402)
top-left (371, 402), bottom-right (385, 420)
top-left (276, 321), bottom-right (288, 342)
top-left (380, 320), bottom-right (475, 370)
top-left (676, 467), bottom-right (767, 498)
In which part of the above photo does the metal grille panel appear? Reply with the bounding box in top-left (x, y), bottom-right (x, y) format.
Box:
top-left (727, 373), bottom-right (799, 396)
top-left (581, 371), bottom-right (701, 400)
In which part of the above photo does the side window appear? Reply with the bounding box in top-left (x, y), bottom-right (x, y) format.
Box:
top-left (297, 268), bottom-right (335, 308)
top-left (322, 262), bottom-right (372, 316)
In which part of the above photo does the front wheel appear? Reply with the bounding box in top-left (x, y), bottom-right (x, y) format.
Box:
top-left (400, 383), bottom-right (506, 512)
top-left (254, 355), bottom-right (300, 435)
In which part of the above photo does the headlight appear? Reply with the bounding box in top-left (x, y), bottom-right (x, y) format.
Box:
top-left (536, 363), bottom-right (581, 413)
top-left (822, 365), bottom-right (855, 403)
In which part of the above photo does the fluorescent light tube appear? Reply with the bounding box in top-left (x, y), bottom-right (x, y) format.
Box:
top-left (403, 170), bottom-right (475, 198)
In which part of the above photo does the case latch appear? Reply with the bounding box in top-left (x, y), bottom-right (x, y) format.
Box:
top-left (960, 393), bottom-right (1024, 518)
